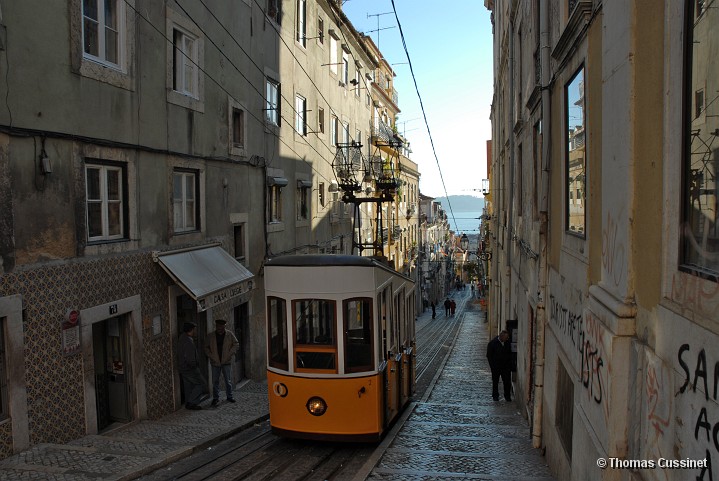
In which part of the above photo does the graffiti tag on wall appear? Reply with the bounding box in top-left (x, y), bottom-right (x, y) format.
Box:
top-left (677, 344), bottom-right (719, 480)
top-left (550, 296), bottom-right (609, 419)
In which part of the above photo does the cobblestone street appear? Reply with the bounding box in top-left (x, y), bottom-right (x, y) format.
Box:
top-left (365, 305), bottom-right (555, 480)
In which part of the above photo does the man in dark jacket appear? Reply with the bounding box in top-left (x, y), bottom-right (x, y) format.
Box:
top-left (444, 298), bottom-right (451, 317)
top-left (486, 330), bottom-right (512, 401)
top-left (178, 322), bottom-right (208, 410)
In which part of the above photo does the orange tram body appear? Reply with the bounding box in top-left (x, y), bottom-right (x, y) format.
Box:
top-left (264, 254), bottom-right (416, 442)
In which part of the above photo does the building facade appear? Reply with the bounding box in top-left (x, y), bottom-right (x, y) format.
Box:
top-left (486, 0), bottom-right (718, 480)
top-left (0, 0), bottom-right (385, 457)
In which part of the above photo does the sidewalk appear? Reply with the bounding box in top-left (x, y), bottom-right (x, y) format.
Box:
top-left (0, 381), bottom-right (269, 480)
top-left (359, 299), bottom-right (556, 480)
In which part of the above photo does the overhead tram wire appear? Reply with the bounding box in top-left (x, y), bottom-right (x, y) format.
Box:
top-left (388, 0), bottom-right (459, 230)
top-left (121, 0), bottom-right (337, 187)
top-left (173, 0), bottom-right (344, 178)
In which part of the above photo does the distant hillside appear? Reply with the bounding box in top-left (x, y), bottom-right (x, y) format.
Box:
top-left (434, 195), bottom-right (484, 212)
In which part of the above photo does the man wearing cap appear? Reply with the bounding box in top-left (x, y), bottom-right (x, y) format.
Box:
top-left (178, 322), bottom-right (208, 410)
top-left (204, 319), bottom-right (239, 406)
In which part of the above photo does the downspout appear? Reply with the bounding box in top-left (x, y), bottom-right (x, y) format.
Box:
top-left (532, 0), bottom-right (551, 450)
top-left (507, 16), bottom-right (515, 331)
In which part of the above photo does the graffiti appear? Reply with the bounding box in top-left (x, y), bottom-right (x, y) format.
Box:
top-left (549, 294), bottom-right (584, 351)
top-left (602, 211), bottom-right (626, 288)
top-left (671, 272), bottom-right (719, 320)
top-left (645, 360), bottom-right (671, 481)
top-left (676, 343), bottom-right (719, 480)
top-left (549, 297), bottom-right (608, 412)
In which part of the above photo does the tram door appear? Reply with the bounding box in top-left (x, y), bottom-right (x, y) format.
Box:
top-left (394, 291), bottom-right (404, 410)
top-left (176, 294), bottom-right (208, 404)
top-left (92, 316), bottom-right (131, 432)
top-left (399, 290), bottom-right (411, 406)
top-left (234, 302), bottom-right (250, 381)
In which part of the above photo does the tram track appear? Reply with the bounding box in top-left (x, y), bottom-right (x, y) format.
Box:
top-left (140, 293), bottom-right (473, 481)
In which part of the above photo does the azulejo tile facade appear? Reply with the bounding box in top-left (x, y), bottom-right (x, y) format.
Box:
top-left (0, 251), bottom-right (175, 450)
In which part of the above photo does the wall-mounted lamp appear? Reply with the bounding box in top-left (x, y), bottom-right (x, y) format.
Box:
top-left (39, 150), bottom-right (52, 175)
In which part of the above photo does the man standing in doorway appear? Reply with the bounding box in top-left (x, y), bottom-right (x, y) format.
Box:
top-left (205, 319), bottom-right (239, 407)
top-left (486, 330), bottom-right (512, 402)
top-left (178, 322), bottom-right (208, 410)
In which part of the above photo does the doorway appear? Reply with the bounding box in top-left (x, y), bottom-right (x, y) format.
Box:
top-left (176, 294), bottom-right (208, 404)
top-left (92, 316), bottom-right (131, 432)
top-left (234, 302), bottom-right (250, 382)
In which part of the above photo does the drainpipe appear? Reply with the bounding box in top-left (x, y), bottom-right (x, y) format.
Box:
top-left (506, 14), bottom-right (515, 333)
top-left (532, 0), bottom-right (551, 450)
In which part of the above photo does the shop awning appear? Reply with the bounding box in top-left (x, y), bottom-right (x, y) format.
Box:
top-left (153, 245), bottom-right (254, 312)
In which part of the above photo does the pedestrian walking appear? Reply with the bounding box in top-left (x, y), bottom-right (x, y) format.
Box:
top-left (450, 299), bottom-right (456, 317)
top-left (471, 283), bottom-right (475, 297)
top-left (486, 330), bottom-right (512, 401)
top-left (431, 301), bottom-right (436, 319)
top-left (178, 322), bottom-right (208, 410)
top-left (204, 319), bottom-right (239, 407)
top-left (444, 298), bottom-right (451, 317)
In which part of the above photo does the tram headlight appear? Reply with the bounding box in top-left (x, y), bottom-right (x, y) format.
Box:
top-left (306, 396), bottom-right (327, 416)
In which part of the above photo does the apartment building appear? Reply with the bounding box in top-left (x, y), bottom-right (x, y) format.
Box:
top-left (0, 0), bottom-right (376, 457)
top-left (485, 0), bottom-right (718, 480)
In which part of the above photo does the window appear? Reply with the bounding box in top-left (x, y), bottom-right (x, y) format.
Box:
top-left (344, 298), bottom-right (373, 373)
top-left (682, 1), bottom-right (718, 275)
top-left (317, 17), bottom-right (324, 44)
top-left (355, 69), bottom-right (361, 96)
top-left (266, 78), bottom-right (280, 126)
top-left (533, 121), bottom-right (542, 219)
top-left (318, 107), bottom-right (325, 134)
top-left (295, 95), bottom-right (307, 135)
top-left (173, 170), bottom-right (198, 232)
top-left (173, 27), bottom-right (199, 98)
top-left (342, 53), bottom-right (349, 86)
top-left (234, 224), bottom-right (245, 262)
top-left (695, 89), bottom-right (705, 119)
top-left (82, 0), bottom-right (121, 66)
top-left (331, 115), bottom-right (338, 146)
top-left (296, 0), bottom-right (306, 47)
top-left (267, 0), bottom-right (281, 24)
top-left (294, 299), bottom-right (336, 371)
top-left (356, 129), bottom-right (362, 147)
top-left (517, 143), bottom-right (523, 217)
top-left (319, 182), bottom-right (325, 207)
top-left (86, 162), bottom-right (126, 241)
top-left (297, 181), bottom-right (310, 221)
top-left (232, 108), bottom-right (245, 147)
top-left (565, 66), bottom-right (586, 237)
top-left (268, 185), bottom-right (282, 222)
top-left (556, 360), bottom-right (574, 459)
top-left (330, 37), bottom-right (338, 75)
top-left (267, 297), bottom-right (288, 370)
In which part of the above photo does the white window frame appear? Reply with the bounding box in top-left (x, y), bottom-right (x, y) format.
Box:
top-left (269, 185), bottom-right (283, 223)
top-left (295, 94), bottom-right (307, 135)
top-left (342, 52), bottom-right (349, 86)
top-left (173, 27), bottom-right (199, 98)
top-left (173, 170), bottom-right (198, 233)
top-left (296, 0), bottom-right (307, 47)
top-left (86, 163), bottom-right (125, 242)
top-left (82, 0), bottom-right (123, 68)
top-left (330, 37), bottom-right (338, 75)
top-left (266, 78), bottom-right (280, 126)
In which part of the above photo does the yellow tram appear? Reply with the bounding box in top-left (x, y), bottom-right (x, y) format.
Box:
top-left (264, 254), bottom-right (416, 442)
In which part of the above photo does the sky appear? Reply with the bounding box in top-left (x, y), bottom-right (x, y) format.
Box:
top-left (341, 0), bottom-right (494, 198)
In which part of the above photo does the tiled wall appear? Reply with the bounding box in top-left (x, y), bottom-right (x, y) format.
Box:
top-left (0, 252), bottom-right (177, 453)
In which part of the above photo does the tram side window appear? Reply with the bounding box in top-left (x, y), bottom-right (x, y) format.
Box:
top-left (267, 297), bottom-right (288, 370)
top-left (294, 299), bottom-right (336, 370)
top-left (344, 298), bottom-right (373, 373)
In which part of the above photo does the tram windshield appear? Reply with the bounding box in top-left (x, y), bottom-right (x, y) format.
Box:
top-left (267, 297), bottom-right (288, 370)
top-left (294, 299), bottom-right (337, 371)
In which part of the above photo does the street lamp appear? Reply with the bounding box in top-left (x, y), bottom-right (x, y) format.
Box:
top-left (460, 233), bottom-right (469, 251)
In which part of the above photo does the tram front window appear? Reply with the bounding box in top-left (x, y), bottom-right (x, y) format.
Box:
top-left (344, 298), bottom-right (373, 372)
top-left (294, 299), bottom-right (337, 371)
top-left (267, 297), bottom-right (288, 370)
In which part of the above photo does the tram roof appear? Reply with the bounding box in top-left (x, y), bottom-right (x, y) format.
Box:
top-left (265, 254), bottom-right (414, 282)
